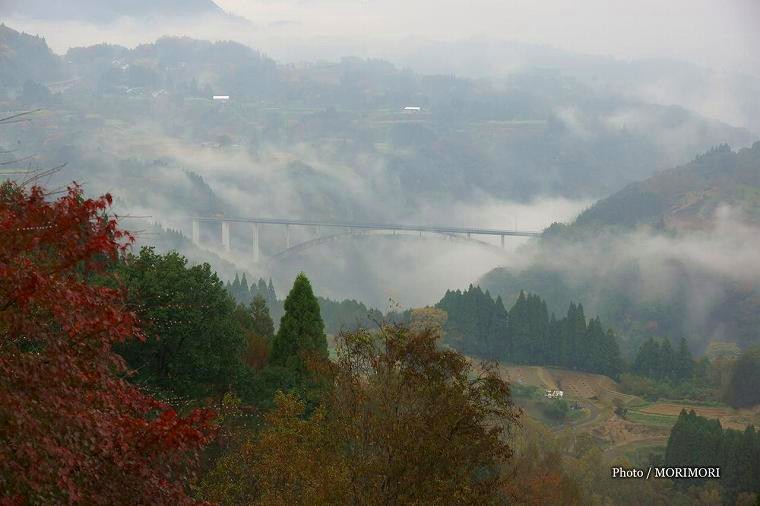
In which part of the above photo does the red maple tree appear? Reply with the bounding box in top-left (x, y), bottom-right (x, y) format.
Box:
top-left (0, 182), bottom-right (215, 504)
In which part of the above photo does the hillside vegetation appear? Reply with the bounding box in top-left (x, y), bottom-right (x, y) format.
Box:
top-left (572, 142), bottom-right (760, 232)
top-left (482, 143), bottom-right (760, 355)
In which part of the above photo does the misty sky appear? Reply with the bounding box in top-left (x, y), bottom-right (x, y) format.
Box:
top-left (215, 0), bottom-right (760, 73)
top-left (6, 0), bottom-right (758, 77)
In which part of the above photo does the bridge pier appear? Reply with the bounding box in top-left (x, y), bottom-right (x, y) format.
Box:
top-left (500, 234), bottom-right (505, 248)
top-left (221, 221), bottom-right (231, 253)
top-left (285, 224), bottom-right (291, 249)
top-left (192, 219), bottom-right (200, 245)
top-left (252, 223), bottom-right (261, 263)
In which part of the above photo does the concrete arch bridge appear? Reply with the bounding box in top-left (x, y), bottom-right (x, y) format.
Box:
top-left (190, 216), bottom-right (541, 263)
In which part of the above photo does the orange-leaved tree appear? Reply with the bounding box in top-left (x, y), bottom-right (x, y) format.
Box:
top-left (0, 182), bottom-right (215, 504)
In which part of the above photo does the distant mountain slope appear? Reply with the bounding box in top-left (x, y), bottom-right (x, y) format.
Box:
top-left (0, 24), bottom-right (63, 88)
top-left (482, 143), bottom-right (760, 356)
top-left (0, 0), bottom-right (224, 22)
top-left (565, 141), bottom-right (760, 232)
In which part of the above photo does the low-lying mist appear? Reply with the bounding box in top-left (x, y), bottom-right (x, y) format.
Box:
top-left (260, 197), bottom-right (590, 309)
top-left (38, 114), bottom-right (590, 309)
top-left (481, 206), bottom-right (760, 353)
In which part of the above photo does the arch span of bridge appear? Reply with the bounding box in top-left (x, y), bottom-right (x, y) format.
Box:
top-left (269, 230), bottom-right (510, 260)
top-left (190, 216), bottom-right (541, 262)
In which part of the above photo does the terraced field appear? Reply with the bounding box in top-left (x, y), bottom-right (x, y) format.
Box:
top-left (498, 364), bottom-right (760, 458)
top-left (632, 402), bottom-right (760, 431)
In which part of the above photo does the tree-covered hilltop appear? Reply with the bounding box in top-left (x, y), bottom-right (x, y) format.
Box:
top-left (0, 24), bottom-right (63, 89)
top-left (481, 143), bottom-right (760, 356)
top-left (569, 142), bottom-right (760, 233)
top-left (436, 286), bottom-right (622, 377)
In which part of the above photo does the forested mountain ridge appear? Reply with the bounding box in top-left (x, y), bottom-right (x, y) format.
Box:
top-left (1, 25), bottom-right (754, 207)
top-left (0, 24), bottom-right (63, 88)
top-left (482, 143), bottom-right (760, 357)
top-left (567, 141), bottom-right (760, 233)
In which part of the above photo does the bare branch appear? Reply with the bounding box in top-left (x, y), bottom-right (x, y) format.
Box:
top-left (20, 163), bottom-right (67, 187)
top-left (0, 109), bottom-right (42, 124)
top-left (0, 155), bottom-right (36, 166)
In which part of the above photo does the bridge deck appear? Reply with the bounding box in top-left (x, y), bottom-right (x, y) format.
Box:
top-left (191, 217), bottom-right (541, 237)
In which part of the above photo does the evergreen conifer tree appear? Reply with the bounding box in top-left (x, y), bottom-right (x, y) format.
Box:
top-left (250, 294), bottom-right (275, 340)
top-left (240, 273), bottom-right (250, 304)
top-left (267, 278), bottom-right (277, 302)
top-left (270, 273), bottom-right (327, 371)
top-left (257, 278), bottom-right (268, 298)
top-left (508, 291), bottom-right (530, 363)
top-left (675, 337), bottom-right (694, 382)
top-left (660, 338), bottom-right (675, 380)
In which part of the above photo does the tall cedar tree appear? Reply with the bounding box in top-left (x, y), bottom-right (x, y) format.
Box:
top-left (0, 183), bottom-right (214, 504)
top-left (270, 273), bottom-right (327, 369)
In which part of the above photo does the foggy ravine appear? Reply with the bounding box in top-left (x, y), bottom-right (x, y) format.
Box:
top-left (481, 205), bottom-right (760, 352)
top-left (1, 0), bottom-right (758, 315)
top-left (94, 121), bottom-right (592, 308)
top-left (222, 197), bottom-right (591, 309)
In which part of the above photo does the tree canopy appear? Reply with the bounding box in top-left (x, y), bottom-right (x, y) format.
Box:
top-left (200, 323), bottom-right (520, 504)
top-left (437, 287), bottom-right (622, 377)
top-left (116, 247), bottom-right (248, 402)
top-left (726, 346), bottom-right (760, 408)
top-left (270, 273), bottom-right (327, 370)
top-left (665, 409), bottom-right (760, 502)
top-left (0, 183), bottom-right (213, 504)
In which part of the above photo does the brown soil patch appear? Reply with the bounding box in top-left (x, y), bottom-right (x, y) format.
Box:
top-left (641, 403), bottom-right (731, 418)
top-left (500, 365), bottom-right (635, 402)
top-left (591, 415), bottom-right (667, 447)
top-left (500, 365), bottom-right (557, 390)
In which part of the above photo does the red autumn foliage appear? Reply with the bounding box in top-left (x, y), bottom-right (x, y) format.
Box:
top-left (0, 182), bottom-right (215, 504)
